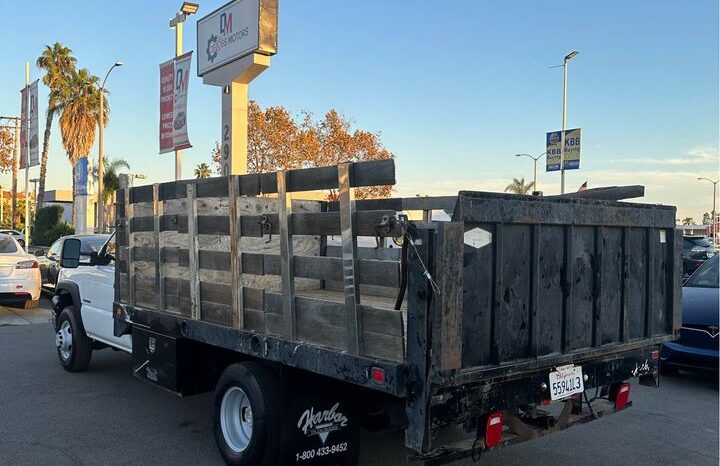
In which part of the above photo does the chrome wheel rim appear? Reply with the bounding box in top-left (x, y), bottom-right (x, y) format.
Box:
top-left (55, 320), bottom-right (72, 361)
top-left (220, 386), bottom-right (253, 453)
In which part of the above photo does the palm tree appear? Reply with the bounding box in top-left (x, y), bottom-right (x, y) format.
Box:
top-left (92, 156), bottom-right (129, 227)
top-left (59, 68), bottom-right (108, 225)
top-left (682, 217), bottom-right (695, 226)
top-left (195, 163), bottom-right (212, 179)
top-left (504, 177), bottom-right (535, 195)
top-left (36, 43), bottom-right (76, 210)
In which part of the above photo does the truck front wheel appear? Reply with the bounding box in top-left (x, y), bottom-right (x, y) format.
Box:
top-left (55, 307), bottom-right (92, 372)
top-left (213, 362), bottom-right (281, 466)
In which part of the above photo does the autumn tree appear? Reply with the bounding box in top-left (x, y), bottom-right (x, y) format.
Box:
top-left (0, 127), bottom-right (13, 174)
top-left (212, 101), bottom-right (394, 199)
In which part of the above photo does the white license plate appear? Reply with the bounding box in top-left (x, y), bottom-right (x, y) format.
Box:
top-left (549, 365), bottom-right (584, 401)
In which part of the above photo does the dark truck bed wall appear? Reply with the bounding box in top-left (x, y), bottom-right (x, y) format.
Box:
top-left (450, 191), bottom-right (680, 368)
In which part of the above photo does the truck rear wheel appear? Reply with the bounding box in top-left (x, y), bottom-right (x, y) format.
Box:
top-left (55, 307), bottom-right (92, 372)
top-left (213, 362), bottom-right (281, 466)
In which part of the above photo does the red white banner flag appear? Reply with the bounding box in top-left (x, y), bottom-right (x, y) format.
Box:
top-left (159, 52), bottom-right (193, 154)
top-left (19, 80), bottom-right (39, 169)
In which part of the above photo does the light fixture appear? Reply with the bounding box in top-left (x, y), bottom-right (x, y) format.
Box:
top-left (181, 2), bottom-right (199, 15)
top-left (115, 61), bottom-right (124, 67)
top-left (565, 50), bottom-right (579, 61)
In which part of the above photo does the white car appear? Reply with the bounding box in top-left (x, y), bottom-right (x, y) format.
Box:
top-left (0, 234), bottom-right (40, 308)
top-left (0, 229), bottom-right (27, 248)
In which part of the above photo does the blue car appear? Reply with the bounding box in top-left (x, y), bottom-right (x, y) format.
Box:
top-left (661, 254), bottom-right (719, 373)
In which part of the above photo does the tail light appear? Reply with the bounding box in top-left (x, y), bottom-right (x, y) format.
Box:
top-left (369, 367), bottom-right (385, 385)
top-left (614, 383), bottom-right (631, 410)
top-left (16, 260), bottom-right (38, 269)
top-left (485, 412), bottom-right (503, 448)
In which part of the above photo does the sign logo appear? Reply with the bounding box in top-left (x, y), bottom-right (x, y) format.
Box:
top-left (297, 403), bottom-right (348, 444)
top-left (220, 12), bottom-right (233, 34)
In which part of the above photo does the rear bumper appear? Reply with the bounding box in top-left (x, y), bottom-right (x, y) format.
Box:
top-left (661, 341), bottom-right (719, 371)
top-left (0, 274), bottom-right (41, 300)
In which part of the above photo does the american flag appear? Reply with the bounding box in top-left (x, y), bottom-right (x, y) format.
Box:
top-left (578, 181), bottom-right (587, 192)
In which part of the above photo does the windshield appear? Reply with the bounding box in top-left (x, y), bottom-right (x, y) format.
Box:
top-left (0, 236), bottom-right (18, 253)
top-left (80, 236), bottom-right (110, 256)
top-left (686, 256), bottom-right (719, 288)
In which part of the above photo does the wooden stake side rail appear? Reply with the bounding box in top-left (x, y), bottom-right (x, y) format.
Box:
top-left (117, 160), bottom-right (406, 363)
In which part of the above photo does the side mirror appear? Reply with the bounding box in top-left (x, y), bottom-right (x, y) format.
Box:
top-left (89, 251), bottom-right (99, 266)
top-left (34, 249), bottom-right (46, 257)
top-left (61, 238), bottom-right (81, 269)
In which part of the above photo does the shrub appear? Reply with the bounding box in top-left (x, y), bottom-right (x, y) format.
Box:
top-left (32, 205), bottom-right (74, 246)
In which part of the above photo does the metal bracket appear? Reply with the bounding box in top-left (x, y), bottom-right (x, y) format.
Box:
top-left (258, 215), bottom-right (272, 243)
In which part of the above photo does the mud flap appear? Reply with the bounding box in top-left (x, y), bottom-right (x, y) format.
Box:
top-left (280, 369), bottom-right (361, 465)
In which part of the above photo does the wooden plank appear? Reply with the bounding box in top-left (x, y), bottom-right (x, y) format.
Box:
top-left (562, 225), bottom-right (573, 353)
top-left (125, 187), bottom-right (135, 307)
top-left (327, 196), bottom-right (457, 213)
top-left (228, 177), bottom-right (243, 329)
top-left (237, 210), bottom-right (400, 237)
top-left (646, 228), bottom-right (655, 338)
top-left (338, 163), bottom-right (363, 356)
top-left (277, 171), bottom-right (297, 340)
top-left (456, 192), bottom-right (676, 229)
top-left (530, 224), bottom-right (540, 358)
top-left (240, 253), bottom-right (399, 288)
top-left (154, 184), bottom-right (164, 312)
top-left (187, 184), bottom-right (200, 320)
top-left (593, 226), bottom-right (603, 347)
top-left (621, 228), bottom-right (630, 342)
top-left (326, 245), bottom-right (401, 261)
top-left (552, 185), bottom-right (645, 201)
top-left (433, 222), bottom-right (463, 371)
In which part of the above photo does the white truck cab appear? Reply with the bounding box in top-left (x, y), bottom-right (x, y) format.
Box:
top-left (52, 232), bottom-right (131, 372)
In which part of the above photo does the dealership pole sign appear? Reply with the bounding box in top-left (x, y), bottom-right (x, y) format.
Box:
top-left (19, 80), bottom-right (39, 169)
top-left (197, 0), bottom-right (278, 77)
top-left (546, 128), bottom-right (581, 172)
top-left (159, 52), bottom-right (193, 154)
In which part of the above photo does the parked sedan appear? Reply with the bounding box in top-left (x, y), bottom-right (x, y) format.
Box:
top-left (661, 254), bottom-right (719, 373)
top-left (0, 234), bottom-right (40, 308)
top-left (682, 235), bottom-right (715, 276)
top-left (0, 229), bottom-right (26, 248)
top-left (37, 234), bottom-right (110, 289)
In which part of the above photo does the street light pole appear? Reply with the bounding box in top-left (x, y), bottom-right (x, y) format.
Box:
top-left (560, 50), bottom-right (578, 195)
top-left (169, 3), bottom-right (199, 181)
top-left (698, 177), bottom-right (719, 249)
top-left (96, 61), bottom-right (123, 233)
top-left (515, 152), bottom-right (546, 193)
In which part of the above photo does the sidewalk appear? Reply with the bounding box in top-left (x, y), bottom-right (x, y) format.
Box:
top-left (0, 300), bottom-right (53, 327)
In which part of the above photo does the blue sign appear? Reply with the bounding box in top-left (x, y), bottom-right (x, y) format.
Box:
top-left (74, 158), bottom-right (89, 196)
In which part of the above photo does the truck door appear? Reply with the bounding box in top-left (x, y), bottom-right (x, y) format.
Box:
top-left (79, 234), bottom-right (131, 352)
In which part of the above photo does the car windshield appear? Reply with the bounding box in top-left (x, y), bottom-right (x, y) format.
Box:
top-left (0, 236), bottom-right (18, 253)
top-left (685, 256), bottom-right (719, 288)
top-left (80, 236), bottom-right (110, 256)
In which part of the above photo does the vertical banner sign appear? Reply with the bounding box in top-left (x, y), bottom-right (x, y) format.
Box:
top-left (546, 128), bottom-right (582, 172)
top-left (73, 157), bottom-right (89, 196)
top-left (173, 52), bottom-right (192, 151)
top-left (159, 59), bottom-right (175, 154)
top-left (159, 52), bottom-right (193, 154)
top-left (28, 80), bottom-right (39, 167)
top-left (19, 85), bottom-right (27, 169)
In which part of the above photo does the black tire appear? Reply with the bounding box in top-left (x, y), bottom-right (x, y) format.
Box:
top-left (55, 307), bottom-right (92, 372)
top-left (213, 362), bottom-right (281, 466)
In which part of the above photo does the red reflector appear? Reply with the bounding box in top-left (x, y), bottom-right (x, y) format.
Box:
top-left (651, 350), bottom-right (660, 360)
top-left (615, 383), bottom-right (631, 410)
top-left (485, 412), bottom-right (503, 448)
top-left (370, 367), bottom-right (385, 384)
top-left (541, 399), bottom-right (551, 406)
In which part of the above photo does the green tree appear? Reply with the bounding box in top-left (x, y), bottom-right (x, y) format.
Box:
top-left (59, 67), bottom-right (108, 225)
top-left (36, 43), bottom-right (76, 209)
top-left (195, 163), bottom-right (212, 179)
top-left (682, 217), bottom-right (695, 225)
top-left (504, 177), bottom-right (535, 195)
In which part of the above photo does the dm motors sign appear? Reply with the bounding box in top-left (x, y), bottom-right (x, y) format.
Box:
top-left (546, 128), bottom-right (581, 172)
top-left (197, 0), bottom-right (278, 76)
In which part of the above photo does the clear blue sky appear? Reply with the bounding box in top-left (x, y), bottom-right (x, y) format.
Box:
top-left (0, 0), bottom-right (717, 219)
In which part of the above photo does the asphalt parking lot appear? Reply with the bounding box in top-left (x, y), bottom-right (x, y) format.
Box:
top-left (0, 318), bottom-right (717, 466)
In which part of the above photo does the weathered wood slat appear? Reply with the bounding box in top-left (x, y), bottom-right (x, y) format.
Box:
top-left (327, 196), bottom-right (457, 213)
top-left (326, 245), bottom-right (401, 261)
top-left (433, 222), bottom-right (463, 371)
top-left (187, 185), bottom-right (201, 319)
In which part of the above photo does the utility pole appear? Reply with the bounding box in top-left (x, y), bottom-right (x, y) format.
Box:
top-left (560, 51), bottom-right (578, 194)
top-left (24, 62), bottom-right (30, 251)
top-left (515, 152), bottom-right (546, 194)
top-left (96, 61), bottom-right (123, 233)
top-left (169, 3), bottom-right (199, 180)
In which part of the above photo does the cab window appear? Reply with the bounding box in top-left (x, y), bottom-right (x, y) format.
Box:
top-left (48, 239), bottom-right (63, 257)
